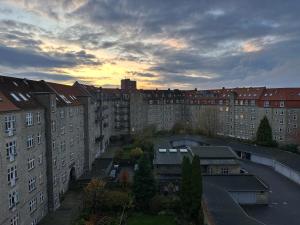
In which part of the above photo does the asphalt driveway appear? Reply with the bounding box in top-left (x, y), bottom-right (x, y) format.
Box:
top-left (240, 160), bottom-right (300, 225)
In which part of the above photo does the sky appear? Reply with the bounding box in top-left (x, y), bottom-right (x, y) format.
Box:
top-left (0, 0), bottom-right (300, 89)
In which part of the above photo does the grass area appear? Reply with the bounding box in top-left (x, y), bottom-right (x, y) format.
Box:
top-left (127, 213), bottom-right (176, 225)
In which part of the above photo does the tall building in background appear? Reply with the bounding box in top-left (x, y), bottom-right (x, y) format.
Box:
top-left (121, 79), bottom-right (137, 92)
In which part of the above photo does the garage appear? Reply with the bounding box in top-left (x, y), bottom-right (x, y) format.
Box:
top-left (204, 174), bottom-right (269, 205)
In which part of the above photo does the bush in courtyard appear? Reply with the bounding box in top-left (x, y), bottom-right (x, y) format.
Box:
top-left (130, 147), bottom-right (143, 161)
top-left (84, 179), bottom-right (106, 212)
top-left (102, 191), bottom-right (131, 211)
top-left (149, 195), bottom-right (169, 214)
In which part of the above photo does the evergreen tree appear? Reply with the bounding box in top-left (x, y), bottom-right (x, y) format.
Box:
top-left (133, 154), bottom-right (156, 210)
top-left (256, 116), bottom-right (275, 146)
top-left (191, 155), bottom-right (203, 225)
top-left (180, 156), bottom-right (192, 218)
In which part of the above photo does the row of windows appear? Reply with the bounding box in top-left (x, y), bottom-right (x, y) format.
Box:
top-left (4, 112), bottom-right (41, 133)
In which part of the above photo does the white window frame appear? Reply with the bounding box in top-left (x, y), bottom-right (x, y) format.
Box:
top-left (36, 112), bottom-right (41, 124)
top-left (26, 112), bottom-right (33, 126)
top-left (27, 158), bottom-right (35, 171)
top-left (27, 135), bottom-right (34, 148)
top-left (6, 141), bottom-right (17, 161)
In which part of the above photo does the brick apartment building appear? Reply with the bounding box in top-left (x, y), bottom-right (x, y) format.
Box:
top-left (0, 75), bottom-right (299, 225)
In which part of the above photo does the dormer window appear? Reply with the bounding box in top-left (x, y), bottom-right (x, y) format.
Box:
top-left (279, 101), bottom-right (285, 107)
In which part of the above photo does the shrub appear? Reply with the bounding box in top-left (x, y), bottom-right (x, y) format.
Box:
top-left (84, 179), bottom-right (106, 212)
top-left (149, 195), bottom-right (169, 213)
top-left (130, 147), bottom-right (143, 161)
top-left (102, 191), bottom-right (131, 211)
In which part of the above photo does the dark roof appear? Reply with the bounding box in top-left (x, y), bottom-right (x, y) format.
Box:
top-left (204, 175), bottom-right (269, 192)
top-left (204, 182), bottom-right (265, 225)
top-left (154, 150), bottom-right (192, 165)
top-left (223, 140), bottom-right (300, 173)
top-left (46, 82), bottom-right (83, 107)
top-left (0, 76), bottom-right (44, 110)
top-left (192, 146), bottom-right (238, 159)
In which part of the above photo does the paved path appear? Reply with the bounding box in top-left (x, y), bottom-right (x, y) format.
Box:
top-left (39, 191), bottom-right (83, 225)
top-left (241, 160), bottom-right (300, 225)
top-left (40, 146), bottom-right (116, 225)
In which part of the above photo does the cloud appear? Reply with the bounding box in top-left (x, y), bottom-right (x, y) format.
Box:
top-left (1, 0), bottom-right (300, 88)
top-left (0, 45), bottom-right (101, 68)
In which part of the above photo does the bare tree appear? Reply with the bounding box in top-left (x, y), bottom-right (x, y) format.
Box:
top-left (198, 106), bottom-right (219, 137)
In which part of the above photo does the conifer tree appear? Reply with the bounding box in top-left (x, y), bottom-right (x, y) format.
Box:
top-left (180, 156), bottom-right (192, 218)
top-left (256, 116), bottom-right (275, 146)
top-left (133, 154), bottom-right (156, 210)
top-left (191, 155), bottom-right (203, 225)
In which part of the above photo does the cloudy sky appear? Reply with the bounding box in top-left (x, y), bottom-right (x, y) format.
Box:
top-left (0, 0), bottom-right (299, 89)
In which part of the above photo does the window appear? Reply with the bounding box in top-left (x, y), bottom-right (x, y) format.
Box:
top-left (62, 158), bottom-right (66, 167)
top-left (30, 219), bottom-right (37, 225)
top-left (5, 115), bottom-right (16, 134)
top-left (39, 192), bottom-right (44, 203)
top-left (280, 101), bottom-right (285, 107)
top-left (69, 123), bottom-right (73, 132)
top-left (6, 141), bottom-right (17, 161)
top-left (37, 133), bottom-right (41, 144)
top-left (39, 173), bottom-right (43, 185)
top-left (293, 115), bottom-right (297, 120)
top-left (9, 190), bottom-right (19, 209)
top-left (60, 110), bottom-right (64, 119)
top-left (51, 120), bottom-right (56, 132)
top-left (36, 112), bottom-right (41, 124)
top-left (264, 101), bottom-right (270, 107)
top-left (69, 108), bottom-right (73, 117)
top-left (279, 118), bottom-right (284, 124)
top-left (26, 112), bottom-right (33, 126)
top-left (27, 135), bottom-right (34, 148)
top-left (38, 154), bottom-right (43, 164)
top-left (221, 168), bottom-right (229, 174)
top-left (60, 141), bottom-right (66, 152)
top-left (52, 140), bottom-right (56, 151)
top-left (10, 214), bottom-right (19, 225)
top-left (28, 177), bottom-right (36, 192)
top-left (27, 158), bottom-right (35, 171)
top-left (29, 198), bottom-right (37, 213)
top-left (70, 152), bottom-right (74, 161)
top-left (8, 166), bottom-right (17, 185)
top-left (70, 138), bottom-right (74, 147)
top-left (61, 126), bottom-right (65, 135)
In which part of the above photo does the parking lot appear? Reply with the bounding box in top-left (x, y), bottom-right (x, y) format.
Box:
top-left (241, 161), bottom-right (300, 225)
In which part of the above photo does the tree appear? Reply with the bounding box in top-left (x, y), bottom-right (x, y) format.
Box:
top-left (198, 106), bottom-right (218, 137)
top-left (133, 155), bottom-right (156, 210)
top-left (119, 170), bottom-right (130, 189)
top-left (84, 179), bottom-right (106, 213)
top-left (256, 116), bottom-right (276, 146)
top-left (180, 156), bottom-right (192, 218)
top-left (191, 156), bottom-right (203, 225)
top-left (130, 147), bottom-right (143, 161)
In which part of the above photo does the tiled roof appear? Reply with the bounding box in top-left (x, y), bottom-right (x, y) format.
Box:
top-left (0, 91), bottom-right (20, 112)
top-left (260, 88), bottom-right (300, 101)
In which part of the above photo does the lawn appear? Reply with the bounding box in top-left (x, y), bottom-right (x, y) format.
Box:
top-left (127, 213), bottom-right (177, 225)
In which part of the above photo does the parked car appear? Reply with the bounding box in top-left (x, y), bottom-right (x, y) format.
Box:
top-left (109, 169), bottom-right (117, 180)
